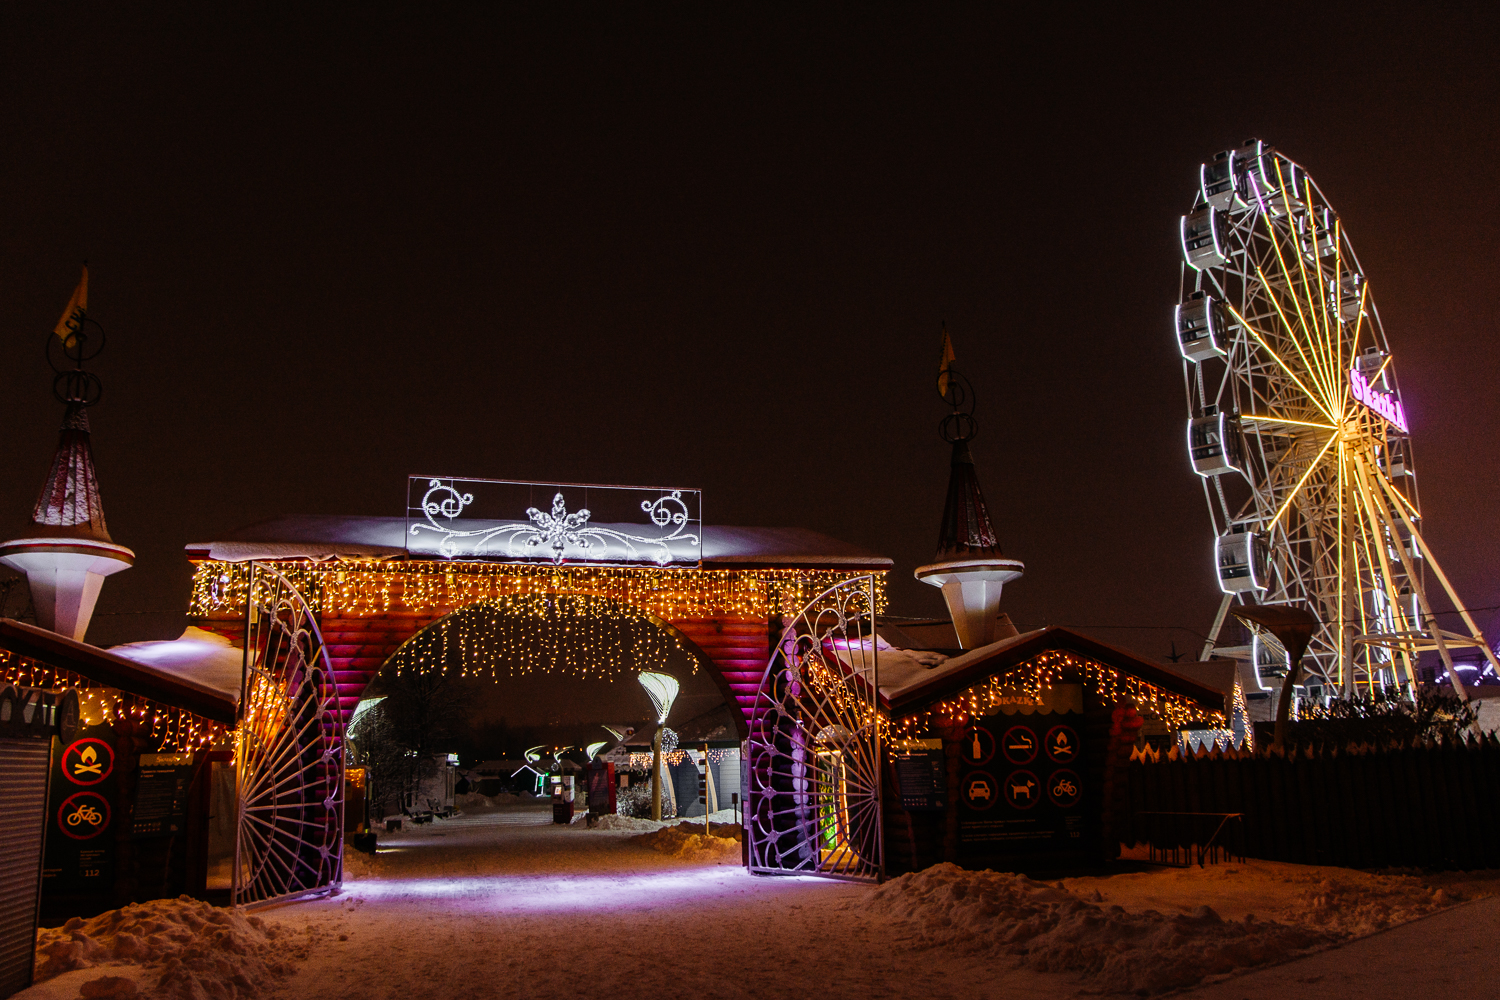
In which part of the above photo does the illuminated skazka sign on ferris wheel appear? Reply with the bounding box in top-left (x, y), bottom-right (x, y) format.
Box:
top-left (1348, 367), bottom-right (1409, 433)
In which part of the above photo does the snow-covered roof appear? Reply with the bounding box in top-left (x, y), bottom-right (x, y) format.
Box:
top-left (108, 627), bottom-right (244, 706)
top-left (884, 627), bottom-right (1229, 715)
top-left (831, 628), bottom-right (1227, 714)
top-left (0, 618), bottom-right (238, 724)
top-left (185, 514), bottom-right (892, 570)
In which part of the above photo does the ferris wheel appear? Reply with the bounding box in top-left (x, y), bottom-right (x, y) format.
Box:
top-left (1176, 140), bottom-right (1499, 698)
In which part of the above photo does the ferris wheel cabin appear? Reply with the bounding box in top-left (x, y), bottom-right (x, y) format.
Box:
top-left (1215, 531), bottom-right (1269, 594)
top-left (1188, 413), bottom-right (1245, 478)
top-left (1240, 143), bottom-right (1303, 215)
top-left (1180, 208), bottom-right (1228, 271)
top-left (1301, 207), bottom-right (1339, 261)
top-left (1175, 291), bottom-right (1230, 362)
top-left (1331, 271), bottom-right (1364, 323)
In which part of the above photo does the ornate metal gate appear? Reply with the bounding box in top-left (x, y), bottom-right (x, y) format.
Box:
top-left (747, 576), bottom-right (883, 882)
top-left (233, 563), bottom-right (344, 906)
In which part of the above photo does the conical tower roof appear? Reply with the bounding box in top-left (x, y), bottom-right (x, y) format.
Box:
top-left (26, 403), bottom-right (115, 543)
top-left (933, 439), bottom-right (1001, 560)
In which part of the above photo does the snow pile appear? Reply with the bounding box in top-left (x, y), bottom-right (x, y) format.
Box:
top-left (631, 821), bottom-right (743, 862)
top-left (861, 864), bottom-right (1336, 995)
top-left (588, 808), bottom-right (737, 833)
top-left (34, 896), bottom-right (310, 998)
top-left (1277, 868), bottom-right (1454, 935)
top-left (341, 849), bottom-right (381, 881)
top-left (589, 814), bottom-right (669, 832)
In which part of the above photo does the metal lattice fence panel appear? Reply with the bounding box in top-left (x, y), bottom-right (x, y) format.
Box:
top-left (233, 564), bottom-right (344, 906)
top-left (747, 576), bottom-right (883, 882)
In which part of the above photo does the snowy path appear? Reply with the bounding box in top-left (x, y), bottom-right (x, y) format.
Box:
top-left (21, 808), bottom-right (1500, 998)
top-left (272, 807), bottom-right (1075, 1000)
top-left (1182, 894), bottom-right (1500, 998)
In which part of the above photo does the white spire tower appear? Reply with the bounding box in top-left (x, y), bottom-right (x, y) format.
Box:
top-left (913, 329), bottom-right (1023, 649)
top-left (0, 268), bottom-right (133, 641)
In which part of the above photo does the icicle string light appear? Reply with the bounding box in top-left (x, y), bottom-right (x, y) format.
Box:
top-left (386, 593), bottom-right (697, 680)
top-left (0, 650), bottom-right (232, 753)
top-left (889, 650), bottom-right (1225, 737)
top-left (189, 559), bottom-right (885, 622)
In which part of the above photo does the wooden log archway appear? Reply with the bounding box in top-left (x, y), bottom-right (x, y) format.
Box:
top-left (188, 560), bottom-right (884, 737)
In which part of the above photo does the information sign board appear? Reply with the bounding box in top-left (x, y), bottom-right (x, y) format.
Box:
top-left (131, 753), bottom-right (195, 839)
top-left (957, 711), bottom-right (1088, 857)
top-left (894, 749), bottom-right (946, 811)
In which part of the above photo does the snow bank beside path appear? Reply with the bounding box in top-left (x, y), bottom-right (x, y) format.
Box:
top-left (31, 897), bottom-right (314, 999)
top-left (863, 864), bottom-right (1350, 995)
top-left (585, 807), bottom-right (738, 833)
top-left (631, 821), bottom-right (742, 862)
top-left (589, 814), bottom-right (666, 832)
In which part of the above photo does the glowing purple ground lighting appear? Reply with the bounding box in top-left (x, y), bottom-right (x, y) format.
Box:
top-left (335, 810), bottom-right (842, 917)
top-left (345, 867), bottom-right (808, 913)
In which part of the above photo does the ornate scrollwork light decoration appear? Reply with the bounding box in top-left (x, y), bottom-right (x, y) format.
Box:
top-left (409, 480), bottom-right (700, 565)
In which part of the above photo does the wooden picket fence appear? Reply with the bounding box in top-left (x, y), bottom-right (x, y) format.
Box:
top-left (1123, 734), bottom-right (1500, 870)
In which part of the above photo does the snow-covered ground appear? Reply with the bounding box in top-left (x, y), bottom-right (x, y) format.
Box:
top-left (19, 805), bottom-right (1500, 999)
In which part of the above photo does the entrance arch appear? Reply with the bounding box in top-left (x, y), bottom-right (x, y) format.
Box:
top-left (342, 590), bottom-right (750, 740)
top-left (188, 555), bottom-right (890, 741)
top-left (366, 592), bottom-right (745, 739)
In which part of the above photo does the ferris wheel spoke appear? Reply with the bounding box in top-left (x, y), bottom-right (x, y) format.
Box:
top-left (1259, 266), bottom-right (1336, 406)
top-left (1251, 266), bottom-right (1340, 410)
top-left (1267, 432), bottom-right (1339, 532)
top-left (1225, 303), bottom-right (1339, 423)
top-left (1245, 414), bottom-right (1336, 431)
top-left (1288, 177), bottom-right (1343, 388)
top-left (1270, 162), bottom-right (1331, 330)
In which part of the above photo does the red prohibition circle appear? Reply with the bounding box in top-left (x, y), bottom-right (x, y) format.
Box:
top-left (62, 737), bottom-right (114, 786)
top-left (959, 726), bottom-right (995, 766)
top-left (961, 770), bottom-right (999, 811)
top-left (1003, 769), bottom-right (1041, 810)
top-left (57, 792), bottom-right (111, 840)
top-left (1001, 725), bottom-right (1039, 765)
top-left (1048, 769), bottom-right (1082, 808)
top-left (1044, 725), bottom-right (1079, 763)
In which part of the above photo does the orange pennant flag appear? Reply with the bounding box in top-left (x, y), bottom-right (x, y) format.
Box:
top-left (54, 265), bottom-right (89, 346)
top-left (937, 323), bottom-right (956, 397)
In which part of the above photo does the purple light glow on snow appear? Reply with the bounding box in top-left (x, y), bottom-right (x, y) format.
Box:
top-left (345, 867), bottom-right (825, 912)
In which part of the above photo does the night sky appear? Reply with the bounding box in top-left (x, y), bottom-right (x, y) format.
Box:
top-left (3, 6), bottom-right (1498, 671)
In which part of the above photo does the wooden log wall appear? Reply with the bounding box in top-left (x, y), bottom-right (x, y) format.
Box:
top-left (1124, 736), bottom-right (1500, 870)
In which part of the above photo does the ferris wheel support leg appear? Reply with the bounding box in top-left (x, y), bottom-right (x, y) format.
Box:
top-left (1372, 466), bottom-right (1500, 688)
top-left (1202, 593), bottom-right (1235, 662)
top-left (1341, 625), bottom-right (1358, 700)
top-left (1357, 459), bottom-right (1469, 699)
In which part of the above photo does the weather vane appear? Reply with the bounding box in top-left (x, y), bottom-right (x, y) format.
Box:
top-left (935, 321), bottom-right (977, 444)
top-left (48, 264), bottom-right (105, 409)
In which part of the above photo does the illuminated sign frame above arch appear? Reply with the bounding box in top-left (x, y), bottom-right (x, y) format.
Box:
top-left (406, 476), bottom-right (702, 566)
